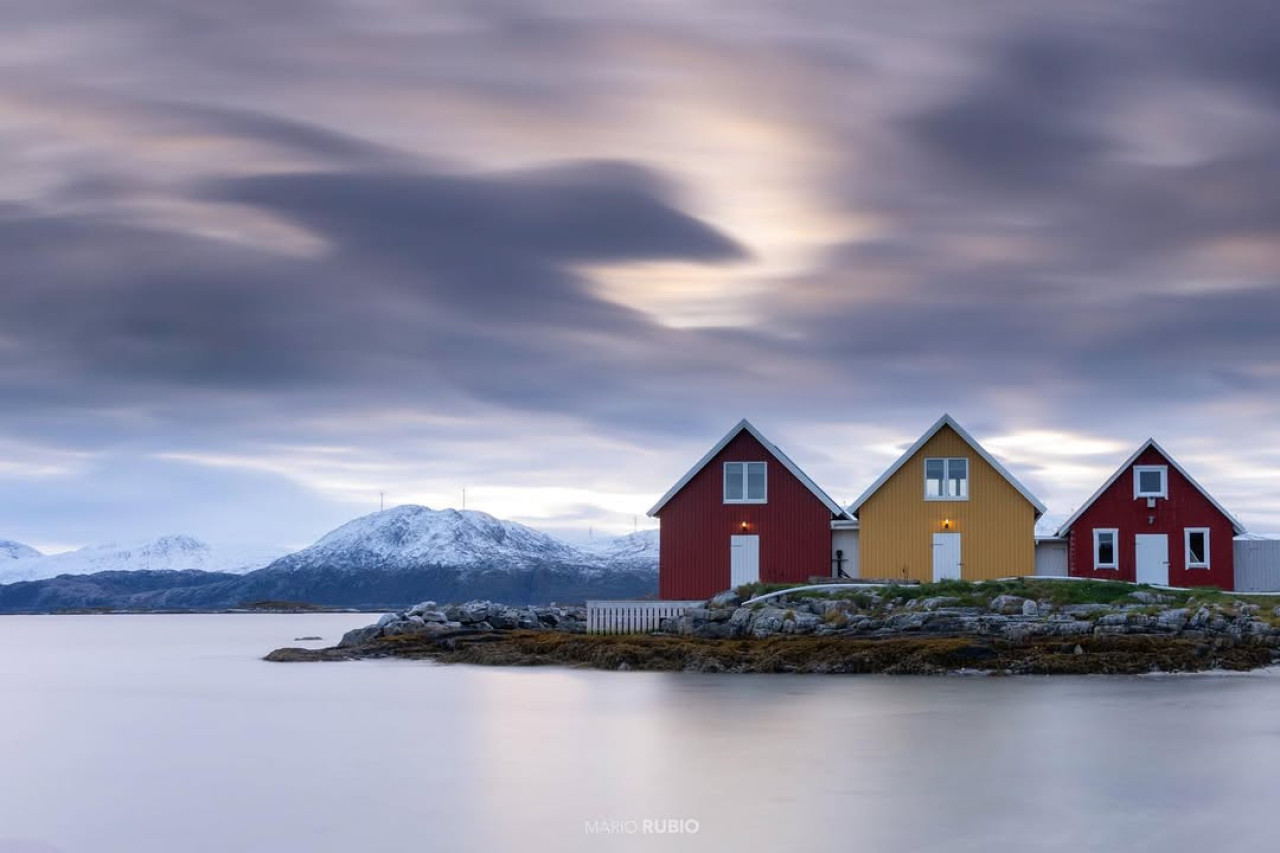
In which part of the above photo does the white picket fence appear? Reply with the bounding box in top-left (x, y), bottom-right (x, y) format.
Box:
top-left (586, 600), bottom-right (702, 635)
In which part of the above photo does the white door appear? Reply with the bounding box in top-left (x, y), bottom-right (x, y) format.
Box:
top-left (1135, 534), bottom-right (1169, 586)
top-left (932, 533), bottom-right (962, 581)
top-left (730, 535), bottom-right (760, 588)
top-left (831, 530), bottom-right (859, 579)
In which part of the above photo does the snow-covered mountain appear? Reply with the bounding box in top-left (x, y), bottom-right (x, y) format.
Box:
top-left (260, 505), bottom-right (658, 575)
top-left (222, 505), bottom-right (658, 608)
top-left (0, 507), bottom-right (658, 610)
top-left (582, 529), bottom-right (659, 572)
top-left (268, 505), bottom-right (591, 575)
top-left (0, 540), bottom-right (41, 561)
top-left (0, 535), bottom-right (285, 584)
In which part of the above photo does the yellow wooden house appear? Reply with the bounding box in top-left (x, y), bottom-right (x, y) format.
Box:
top-left (850, 414), bottom-right (1045, 582)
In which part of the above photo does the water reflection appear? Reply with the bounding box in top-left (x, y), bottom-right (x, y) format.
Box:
top-left (0, 616), bottom-right (1277, 853)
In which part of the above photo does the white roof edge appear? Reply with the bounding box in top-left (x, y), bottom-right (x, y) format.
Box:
top-left (1055, 438), bottom-right (1247, 537)
top-left (648, 419), bottom-right (851, 520)
top-left (848, 413), bottom-right (1048, 518)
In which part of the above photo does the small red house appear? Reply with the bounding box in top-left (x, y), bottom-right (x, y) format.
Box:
top-left (1056, 440), bottom-right (1247, 589)
top-left (648, 420), bottom-right (850, 600)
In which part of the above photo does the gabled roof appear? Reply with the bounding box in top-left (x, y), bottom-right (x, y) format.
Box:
top-left (647, 419), bottom-right (849, 518)
top-left (847, 413), bottom-right (1047, 518)
top-left (1055, 439), bottom-right (1247, 536)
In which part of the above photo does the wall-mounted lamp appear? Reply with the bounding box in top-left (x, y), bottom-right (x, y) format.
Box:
top-left (1147, 515), bottom-right (1155, 526)
top-left (942, 518), bottom-right (952, 530)
top-left (740, 521), bottom-right (749, 531)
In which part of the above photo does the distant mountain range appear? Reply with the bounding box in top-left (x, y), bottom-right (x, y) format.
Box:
top-left (0, 506), bottom-right (658, 612)
top-left (0, 535), bottom-right (285, 584)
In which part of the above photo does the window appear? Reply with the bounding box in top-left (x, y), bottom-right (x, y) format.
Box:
top-left (1134, 465), bottom-right (1168, 499)
top-left (1093, 529), bottom-right (1118, 569)
top-left (1185, 528), bottom-right (1210, 569)
top-left (925, 458), bottom-right (969, 500)
top-left (724, 461), bottom-right (766, 503)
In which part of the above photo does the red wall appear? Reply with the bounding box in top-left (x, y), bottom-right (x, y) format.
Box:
top-left (656, 431), bottom-right (834, 600)
top-left (1066, 447), bottom-right (1236, 589)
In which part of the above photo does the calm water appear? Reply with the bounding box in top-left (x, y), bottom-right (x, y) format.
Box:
top-left (1, 615), bottom-right (1278, 853)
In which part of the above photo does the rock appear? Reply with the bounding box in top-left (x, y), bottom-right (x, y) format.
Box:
top-left (786, 613), bottom-right (822, 634)
top-left (700, 622), bottom-right (737, 639)
top-left (1273, 606), bottom-right (1280, 619)
top-left (1130, 590), bottom-right (1170, 604)
top-left (1189, 606), bottom-right (1212, 629)
top-left (990, 595), bottom-right (1029, 615)
top-left (920, 596), bottom-right (960, 611)
top-left (488, 608), bottom-right (519, 629)
top-left (375, 612), bottom-right (401, 628)
top-left (1001, 621), bottom-right (1042, 642)
top-left (1156, 609), bottom-right (1188, 632)
top-left (1022, 599), bottom-right (1039, 617)
top-left (421, 609), bottom-right (448, 623)
top-left (920, 613), bottom-right (966, 633)
top-left (338, 625), bottom-right (382, 647)
top-left (458, 601), bottom-right (491, 623)
top-left (407, 615), bottom-right (425, 625)
top-left (750, 606), bottom-right (789, 636)
top-left (1043, 618), bottom-right (1092, 637)
top-left (407, 601), bottom-right (436, 616)
top-left (382, 620), bottom-right (428, 637)
top-left (1061, 604), bottom-right (1114, 618)
top-left (885, 612), bottom-right (927, 631)
top-left (708, 590), bottom-right (744, 609)
top-left (1073, 644), bottom-right (1084, 655)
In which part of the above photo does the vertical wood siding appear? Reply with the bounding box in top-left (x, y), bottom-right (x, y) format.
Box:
top-left (656, 431), bottom-right (834, 600)
top-left (857, 426), bottom-right (1037, 582)
top-left (1234, 539), bottom-right (1280, 592)
top-left (1065, 447), bottom-right (1237, 589)
top-left (1034, 540), bottom-right (1069, 577)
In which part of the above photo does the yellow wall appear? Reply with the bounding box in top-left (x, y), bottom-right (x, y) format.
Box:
top-left (858, 425), bottom-right (1037, 582)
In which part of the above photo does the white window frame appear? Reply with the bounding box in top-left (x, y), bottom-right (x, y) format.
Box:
top-left (1093, 528), bottom-right (1119, 570)
top-left (1185, 527), bottom-right (1211, 569)
top-left (924, 457), bottom-right (970, 501)
top-left (1133, 465), bottom-right (1168, 499)
top-left (723, 461), bottom-right (767, 504)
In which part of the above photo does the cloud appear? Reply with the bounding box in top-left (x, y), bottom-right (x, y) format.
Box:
top-left (903, 33), bottom-right (1115, 192)
top-left (0, 0), bottom-right (1278, 545)
top-left (0, 158), bottom-right (759, 450)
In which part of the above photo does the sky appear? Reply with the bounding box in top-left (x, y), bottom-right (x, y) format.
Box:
top-left (2, 0), bottom-right (1279, 552)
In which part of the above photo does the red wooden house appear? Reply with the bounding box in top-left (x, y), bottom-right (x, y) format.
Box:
top-left (648, 420), bottom-right (851, 600)
top-left (1056, 439), bottom-right (1247, 589)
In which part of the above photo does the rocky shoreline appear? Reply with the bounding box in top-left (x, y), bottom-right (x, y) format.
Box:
top-left (265, 582), bottom-right (1280, 675)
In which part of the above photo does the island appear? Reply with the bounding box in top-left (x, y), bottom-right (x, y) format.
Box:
top-left (265, 579), bottom-right (1280, 675)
